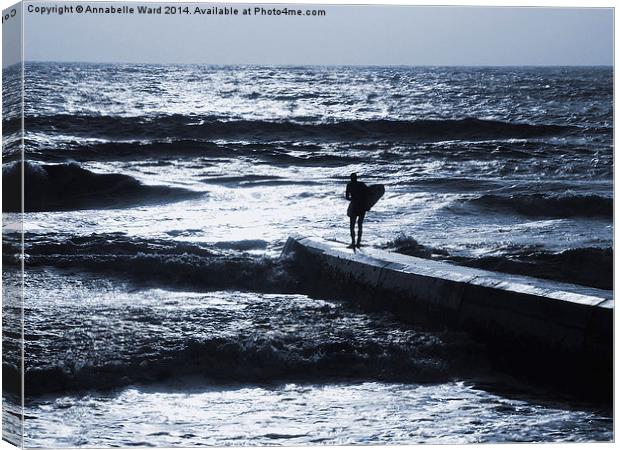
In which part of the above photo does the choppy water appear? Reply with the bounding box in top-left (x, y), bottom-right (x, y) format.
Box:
top-left (2, 63), bottom-right (613, 446)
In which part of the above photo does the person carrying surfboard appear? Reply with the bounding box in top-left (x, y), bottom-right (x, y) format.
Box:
top-left (345, 173), bottom-right (386, 249)
top-left (345, 172), bottom-right (368, 249)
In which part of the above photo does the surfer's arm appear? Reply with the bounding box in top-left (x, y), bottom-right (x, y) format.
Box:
top-left (345, 184), bottom-right (351, 200)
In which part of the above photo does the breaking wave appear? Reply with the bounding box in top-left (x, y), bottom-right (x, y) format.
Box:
top-left (18, 331), bottom-right (457, 396)
top-left (4, 233), bottom-right (297, 293)
top-left (463, 192), bottom-right (612, 219)
top-left (2, 161), bottom-right (201, 212)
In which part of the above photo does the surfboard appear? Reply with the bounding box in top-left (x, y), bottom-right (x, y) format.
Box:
top-left (364, 184), bottom-right (385, 211)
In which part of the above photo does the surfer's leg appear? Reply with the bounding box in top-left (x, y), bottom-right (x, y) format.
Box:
top-left (349, 216), bottom-right (356, 247)
top-left (356, 213), bottom-right (365, 247)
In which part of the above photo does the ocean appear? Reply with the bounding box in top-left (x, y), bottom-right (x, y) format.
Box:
top-left (2, 63), bottom-right (613, 446)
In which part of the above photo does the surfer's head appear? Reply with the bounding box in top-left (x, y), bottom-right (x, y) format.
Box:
top-left (350, 173), bottom-right (358, 182)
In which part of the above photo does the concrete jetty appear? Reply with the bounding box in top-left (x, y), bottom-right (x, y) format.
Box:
top-left (282, 235), bottom-right (613, 393)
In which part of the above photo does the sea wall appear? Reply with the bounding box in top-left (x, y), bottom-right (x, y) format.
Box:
top-left (282, 235), bottom-right (613, 395)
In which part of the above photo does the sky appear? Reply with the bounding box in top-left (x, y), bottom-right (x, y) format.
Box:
top-left (3, 2), bottom-right (615, 66)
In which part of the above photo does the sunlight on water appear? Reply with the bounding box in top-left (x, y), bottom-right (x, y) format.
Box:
top-left (24, 381), bottom-right (612, 447)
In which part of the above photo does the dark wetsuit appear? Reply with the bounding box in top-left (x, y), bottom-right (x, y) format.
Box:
top-left (346, 180), bottom-right (368, 218)
top-left (346, 180), bottom-right (367, 247)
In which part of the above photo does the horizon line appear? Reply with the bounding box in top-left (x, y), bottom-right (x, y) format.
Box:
top-left (6, 60), bottom-right (615, 69)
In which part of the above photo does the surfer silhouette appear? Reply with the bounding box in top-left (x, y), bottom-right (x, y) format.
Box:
top-left (345, 173), bottom-right (367, 249)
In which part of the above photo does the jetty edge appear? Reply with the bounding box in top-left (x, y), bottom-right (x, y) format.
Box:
top-left (281, 235), bottom-right (613, 398)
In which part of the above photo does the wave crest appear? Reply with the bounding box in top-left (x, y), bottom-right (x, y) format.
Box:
top-left (2, 161), bottom-right (200, 212)
top-left (23, 114), bottom-right (583, 142)
top-left (465, 192), bottom-right (612, 219)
